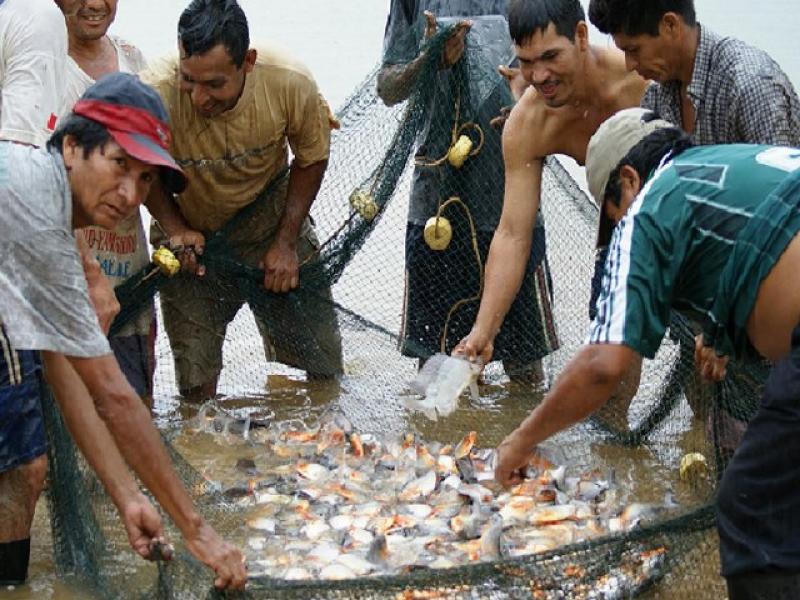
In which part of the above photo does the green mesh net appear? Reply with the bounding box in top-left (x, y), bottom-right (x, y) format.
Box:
top-left (40, 21), bottom-right (767, 599)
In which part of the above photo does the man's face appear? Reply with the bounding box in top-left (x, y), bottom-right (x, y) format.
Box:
top-left (179, 43), bottom-right (256, 119)
top-left (612, 32), bottom-right (677, 83)
top-left (514, 23), bottom-right (584, 108)
top-left (64, 137), bottom-right (157, 230)
top-left (58, 0), bottom-right (118, 41)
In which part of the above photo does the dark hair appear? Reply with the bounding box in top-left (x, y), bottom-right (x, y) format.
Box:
top-left (48, 113), bottom-right (175, 190)
top-left (47, 114), bottom-right (112, 158)
top-left (178, 0), bottom-right (250, 68)
top-left (604, 126), bottom-right (694, 206)
top-left (508, 0), bottom-right (586, 45)
top-left (588, 0), bottom-right (696, 37)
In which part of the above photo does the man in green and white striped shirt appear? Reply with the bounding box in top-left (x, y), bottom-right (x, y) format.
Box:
top-left (494, 108), bottom-right (800, 597)
top-left (587, 124), bottom-right (800, 363)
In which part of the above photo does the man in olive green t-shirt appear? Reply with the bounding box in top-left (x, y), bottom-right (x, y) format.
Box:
top-left (142, 0), bottom-right (343, 400)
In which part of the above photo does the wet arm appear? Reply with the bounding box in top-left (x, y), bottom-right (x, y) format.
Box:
top-left (145, 184), bottom-right (206, 273)
top-left (470, 106), bottom-right (544, 344)
top-left (277, 159), bottom-right (327, 246)
top-left (376, 56), bottom-right (426, 107)
top-left (513, 344), bottom-right (638, 444)
top-left (42, 352), bottom-right (141, 512)
top-left (495, 344), bottom-right (638, 485)
top-left (145, 184), bottom-right (195, 238)
top-left (66, 354), bottom-right (204, 537)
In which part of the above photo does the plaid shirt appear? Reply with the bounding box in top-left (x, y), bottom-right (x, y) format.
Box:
top-left (642, 25), bottom-right (800, 146)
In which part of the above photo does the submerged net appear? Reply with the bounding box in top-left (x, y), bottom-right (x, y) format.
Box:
top-left (42, 20), bottom-right (767, 600)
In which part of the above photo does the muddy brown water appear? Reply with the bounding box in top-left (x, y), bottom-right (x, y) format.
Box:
top-left (10, 373), bottom-right (727, 600)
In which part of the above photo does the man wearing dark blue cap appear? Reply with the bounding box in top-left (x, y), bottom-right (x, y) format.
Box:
top-left (0, 72), bottom-right (246, 590)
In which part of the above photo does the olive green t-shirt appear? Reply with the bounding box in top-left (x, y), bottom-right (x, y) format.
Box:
top-left (142, 43), bottom-right (333, 232)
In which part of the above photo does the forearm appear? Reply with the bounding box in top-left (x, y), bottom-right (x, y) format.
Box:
top-left (42, 352), bottom-right (139, 511)
top-left (68, 355), bottom-right (203, 537)
top-left (473, 229), bottom-right (532, 339)
top-left (145, 185), bottom-right (193, 236)
top-left (376, 55), bottom-right (426, 106)
top-left (513, 345), bottom-right (629, 445)
top-left (277, 160), bottom-right (327, 245)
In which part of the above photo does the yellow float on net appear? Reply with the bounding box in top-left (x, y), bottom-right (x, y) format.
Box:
top-left (152, 246), bottom-right (181, 277)
top-left (447, 135), bottom-right (473, 169)
top-left (424, 216), bottom-right (452, 251)
top-left (679, 452), bottom-right (708, 482)
top-left (349, 189), bottom-right (379, 222)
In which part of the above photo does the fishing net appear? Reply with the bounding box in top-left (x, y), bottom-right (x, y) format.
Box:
top-left (40, 19), bottom-right (768, 600)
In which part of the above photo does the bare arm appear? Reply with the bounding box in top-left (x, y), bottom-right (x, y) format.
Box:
top-left (377, 56), bottom-right (427, 107)
top-left (495, 344), bottom-right (639, 486)
top-left (377, 14), bottom-right (470, 107)
top-left (42, 352), bottom-right (166, 560)
top-left (457, 100), bottom-right (545, 363)
top-left (262, 159), bottom-right (327, 293)
top-left (66, 353), bottom-right (246, 589)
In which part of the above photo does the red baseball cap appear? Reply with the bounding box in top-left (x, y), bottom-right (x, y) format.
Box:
top-left (72, 73), bottom-right (187, 194)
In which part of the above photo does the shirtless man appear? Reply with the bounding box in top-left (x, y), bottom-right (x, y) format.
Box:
top-left (457, 0), bottom-right (645, 396)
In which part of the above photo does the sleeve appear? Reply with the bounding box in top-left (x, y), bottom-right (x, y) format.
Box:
top-left (731, 67), bottom-right (800, 147)
top-left (139, 55), bottom-right (178, 105)
top-left (285, 73), bottom-right (331, 167)
top-left (382, 0), bottom-right (419, 65)
top-left (0, 232), bottom-right (111, 358)
top-left (0, 4), bottom-right (67, 146)
top-left (586, 209), bottom-right (676, 359)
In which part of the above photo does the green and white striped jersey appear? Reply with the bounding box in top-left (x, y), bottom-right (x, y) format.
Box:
top-left (589, 144), bottom-right (800, 359)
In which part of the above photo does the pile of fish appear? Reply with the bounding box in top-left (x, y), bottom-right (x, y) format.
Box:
top-left (189, 410), bottom-right (673, 595)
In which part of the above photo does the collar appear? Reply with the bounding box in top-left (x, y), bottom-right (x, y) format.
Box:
top-left (685, 24), bottom-right (721, 103)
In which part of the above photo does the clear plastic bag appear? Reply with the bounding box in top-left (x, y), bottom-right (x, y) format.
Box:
top-left (404, 353), bottom-right (483, 421)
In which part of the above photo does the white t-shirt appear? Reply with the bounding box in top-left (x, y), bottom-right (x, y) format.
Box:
top-left (60, 36), bottom-right (152, 338)
top-left (0, 142), bottom-right (111, 358)
top-left (0, 0), bottom-right (67, 147)
top-left (60, 35), bottom-right (147, 116)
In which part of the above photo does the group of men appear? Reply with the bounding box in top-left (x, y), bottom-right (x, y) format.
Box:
top-left (0, 0), bottom-right (798, 596)
top-left (0, 0), bottom-right (344, 590)
top-left (380, 0), bottom-right (800, 598)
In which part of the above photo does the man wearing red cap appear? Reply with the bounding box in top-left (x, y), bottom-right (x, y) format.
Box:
top-left (54, 0), bottom-right (170, 408)
top-left (0, 72), bottom-right (246, 590)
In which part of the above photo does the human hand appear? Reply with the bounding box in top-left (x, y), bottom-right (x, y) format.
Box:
top-left (169, 230), bottom-right (206, 277)
top-left (498, 65), bottom-right (528, 101)
top-left (184, 521), bottom-right (247, 590)
top-left (490, 106), bottom-right (513, 132)
top-left (80, 245), bottom-right (120, 335)
top-left (120, 493), bottom-right (171, 561)
top-left (695, 334), bottom-right (729, 382)
top-left (261, 239), bottom-right (299, 293)
top-left (454, 327), bottom-right (495, 366)
top-left (494, 430), bottom-right (538, 488)
top-left (424, 11), bottom-right (471, 68)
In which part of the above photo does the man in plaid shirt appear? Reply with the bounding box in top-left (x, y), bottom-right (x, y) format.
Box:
top-left (585, 0), bottom-right (800, 450)
top-left (588, 0), bottom-right (800, 147)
